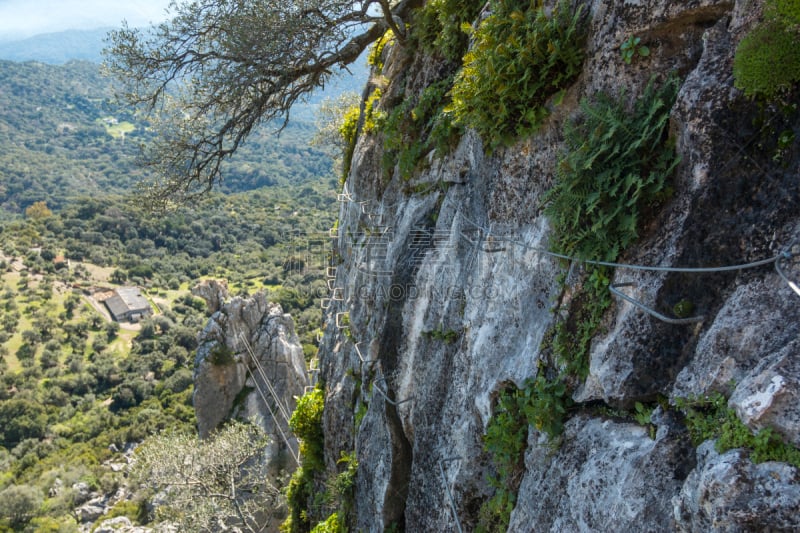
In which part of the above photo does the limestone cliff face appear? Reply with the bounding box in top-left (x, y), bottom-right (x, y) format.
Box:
top-left (192, 283), bottom-right (308, 472)
top-left (318, 0), bottom-right (800, 531)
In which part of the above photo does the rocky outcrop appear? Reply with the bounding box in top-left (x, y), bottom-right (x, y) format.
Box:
top-left (316, 0), bottom-right (800, 530)
top-left (191, 278), bottom-right (230, 314)
top-left (193, 288), bottom-right (308, 471)
top-left (674, 441), bottom-right (800, 532)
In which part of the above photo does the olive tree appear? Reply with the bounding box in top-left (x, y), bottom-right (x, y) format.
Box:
top-left (133, 420), bottom-right (282, 532)
top-left (105, 0), bottom-right (419, 208)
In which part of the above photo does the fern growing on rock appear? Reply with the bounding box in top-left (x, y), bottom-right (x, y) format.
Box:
top-left (545, 76), bottom-right (681, 262)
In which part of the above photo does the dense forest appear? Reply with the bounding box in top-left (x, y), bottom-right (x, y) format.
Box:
top-left (0, 59), bottom-right (341, 216)
top-left (0, 55), bottom-right (342, 531)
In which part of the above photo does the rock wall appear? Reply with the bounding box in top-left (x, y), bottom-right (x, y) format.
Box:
top-left (193, 283), bottom-right (309, 472)
top-left (317, 0), bottom-right (800, 531)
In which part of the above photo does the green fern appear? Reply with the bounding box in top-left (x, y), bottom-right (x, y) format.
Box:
top-left (544, 76), bottom-right (680, 262)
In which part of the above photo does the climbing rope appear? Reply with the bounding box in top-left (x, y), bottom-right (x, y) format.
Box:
top-left (439, 457), bottom-right (464, 533)
top-left (237, 333), bottom-right (300, 464)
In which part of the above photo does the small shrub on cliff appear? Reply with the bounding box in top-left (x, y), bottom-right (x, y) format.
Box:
top-left (208, 343), bottom-right (235, 366)
top-left (675, 392), bottom-right (800, 467)
top-left (284, 383), bottom-right (326, 533)
top-left (338, 101), bottom-right (361, 183)
top-left (734, 0), bottom-right (800, 99)
top-left (310, 512), bottom-right (343, 533)
top-left (479, 375), bottom-right (571, 531)
top-left (448, 0), bottom-right (588, 152)
top-left (382, 75), bottom-right (462, 180)
top-left (408, 0), bottom-right (484, 62)
top-left (289, 383), bottom-right (325, 469)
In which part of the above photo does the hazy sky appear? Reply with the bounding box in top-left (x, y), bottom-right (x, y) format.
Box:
top-left (0, 0), bottom-right (173, 40)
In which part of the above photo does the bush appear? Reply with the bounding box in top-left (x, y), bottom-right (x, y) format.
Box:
top-left (479, 376), bottom-right (571, 531)
top-left (289, 384), bottom-right (325, 468)
top-left (310, 512), bottom-right (343, 533)
top-left (408, 0), bottom-right (484, 62)
top-left (283, 384), bottom-right (326, 533)
top-left (381, 75), bottom-right (462, 180)
top-left (676, 392), bottom-right (800, 467)
top-left (448, 0), bottom-right (588, 152)
top-left (0, 399), bottom-right (48, 444)
top-left (0, 484), bottom-right (44, 528)
top-left (208, 343), bottom-right (235, 366)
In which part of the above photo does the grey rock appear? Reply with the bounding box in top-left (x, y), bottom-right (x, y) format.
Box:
top-left (48, 477), bottom-right (63, 497)
top-left (92, 516), bottom-right (132, 532)
top-left (673, 278), bottom-right (800, 401)
top-left (76, 495), bottom-right (106, 522)
top-left (508, 415), bottom-right (691, 532)
top-left (193, 292), bottom-right (307, 468)
top-left (729, 338), bottom-right (800, 447)
top-left (71, 481), bottom-right (92, 505)
top-left (674, 441), bottom-right (800, 532)
top-left (191, 278), bottom-right (230, 314)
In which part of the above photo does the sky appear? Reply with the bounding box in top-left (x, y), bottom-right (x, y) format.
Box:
top-left (0, 0), bottom-right (173, 40)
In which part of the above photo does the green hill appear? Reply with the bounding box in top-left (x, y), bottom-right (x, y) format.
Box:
top-left (0, 59), bottom-right (339, 217)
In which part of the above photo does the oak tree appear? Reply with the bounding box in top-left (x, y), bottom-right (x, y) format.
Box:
top-left (105, 0), bottom-right (419, 208)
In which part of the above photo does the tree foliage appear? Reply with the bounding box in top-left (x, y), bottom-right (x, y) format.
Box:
top-left (105, 0), bottom-right (420, 207)
top-left (132, 421), bottom-right (282, 532)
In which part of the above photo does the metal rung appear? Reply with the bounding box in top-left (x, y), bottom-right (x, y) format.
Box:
top-left (610, 282), bottom-right (704, 325)
top-left (331, 287), bottom-right (344, 301)
top-left (336, 312), bottom-right (350, 329)
top-left (776, 240), bottom-right (800, 297)
top-left (354, 342), bottom-right (378, 364)
top-left (327, 278), bottom-right (337, 290)
top-left (316, 331), bottom-right (324, 343)
top-left (337, 184), bottom-right (352, 203)
top-left (375, 225), bottom-right (392, 235)
top-left (329, 227), bottom-right (339, 238)
top-left (321, 298), bottom-right (331, 310)
top-left (372, 377), bottom-right (411, 406)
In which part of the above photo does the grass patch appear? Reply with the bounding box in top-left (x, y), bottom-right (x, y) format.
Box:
top-left (98, 119), bottom-right (136, 139)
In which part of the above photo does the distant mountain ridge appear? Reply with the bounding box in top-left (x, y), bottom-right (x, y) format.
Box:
top-left (0, 28), bottom-right (110, 64)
